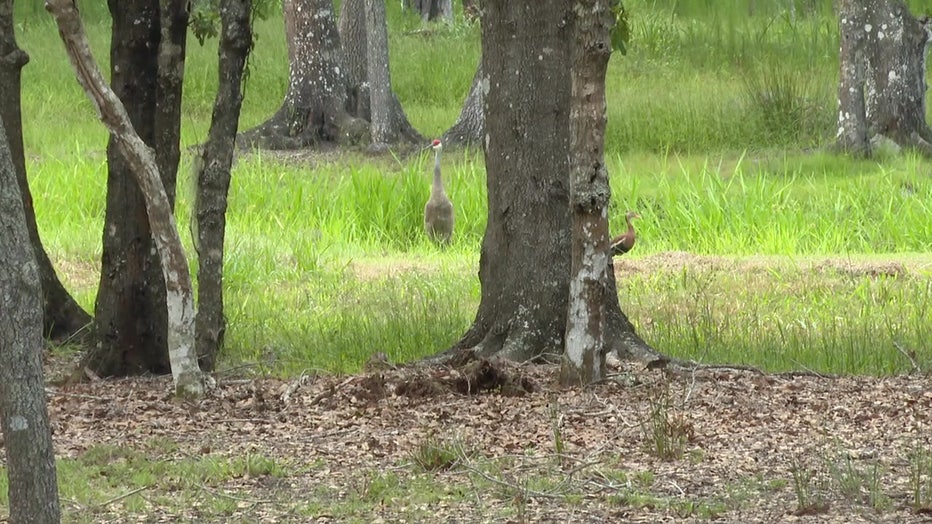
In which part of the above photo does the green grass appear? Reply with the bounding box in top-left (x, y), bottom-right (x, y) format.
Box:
top-left (0, 441), bottom-right (291, 523)
top-left (12, 0), bottom-right (932, 375)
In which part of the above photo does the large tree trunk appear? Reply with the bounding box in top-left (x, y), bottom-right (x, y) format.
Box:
top-left (0, 118), bottom-right (61, 524)
top-left (79, 0), bottom-right (187, 378)
top-left (239, 0), bottom-right (369, 149)
top-left (835, 0), bottom-right (932, 156)
top-left (441, 0), bottom-right (659, 366)
top-left (195, 0), bottom-right (253, 371)
top-left (448, 0), bottom-right (574, 362)
top-left (561, 0), bottom-right (615, 386)
top-left (0, 0), bottom-right (92, 345)
top-left (441, 62), bottom-right (485, 148)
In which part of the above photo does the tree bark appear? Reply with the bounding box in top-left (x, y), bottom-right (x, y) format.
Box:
top-left (561, 0), bottom-right (615, 386)
top-left (439, 0), bottom-right (660, 366)
top-left (364, 0), bottom-right (422, 149)
top-left (0, 118), bottom-right (61, 524)
top-left (835, 0), bottom-right (932, 156)
top-left (239, 0), bottom-right (369, 149)
top-left (406, 0), bottom-right (453, 22)
top-left (339, 0), bottom-right (370, 118)
top-left (834, 0), bottom-right (870, 156)
top-left (0, 0), bottom-right (92, 345)
top-left (195, 0), bottom-right (253, 371)
top-left (81, 0), bottom-right (171, 377)
top-left (49, 0), bottom-right (203, 395)
top-left (441, 62), bottom-right (486, 148)
top-left (446, 0), bottom-right (574, 363)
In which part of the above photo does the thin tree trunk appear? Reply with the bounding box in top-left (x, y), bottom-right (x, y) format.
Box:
top-left (366, 0), bottom-right (392, 146)
top-left (195, 0), bottom-right (253, 371)
top-left (0, 118), bottom-right (61, 524)
top-left (47, 0), bottom-right (203, 396)
top-left (364, 0), bottom-right (422, 148)
top-left (561, 0), bottom-right (615, 386)
top-left (834, 0), bottom-right (870, 156)
top-left (0, 0), bottom-right (92, 345)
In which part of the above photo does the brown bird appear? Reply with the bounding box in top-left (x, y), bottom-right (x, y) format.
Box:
top-left (423, 139), bottom-right (454, 246)
top-left (609, 211), bottom-right (641, 256)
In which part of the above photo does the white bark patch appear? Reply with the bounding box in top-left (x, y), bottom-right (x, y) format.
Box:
top-left (865, 23), bottom-right (872, 32)
top-left (9, 415), bottom-right (28, 431)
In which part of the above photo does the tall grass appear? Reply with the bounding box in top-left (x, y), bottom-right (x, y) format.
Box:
top-left (14, 0), bottom-right (932, 374)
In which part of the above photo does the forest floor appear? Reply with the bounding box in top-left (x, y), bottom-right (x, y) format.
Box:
top-left (31, 347), bottom-right (932, 523)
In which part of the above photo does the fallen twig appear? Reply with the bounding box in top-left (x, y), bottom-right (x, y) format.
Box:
top-left (97, 485), bottom-right (150, 508)
top-left (893, 341), bottom-right (922, 373)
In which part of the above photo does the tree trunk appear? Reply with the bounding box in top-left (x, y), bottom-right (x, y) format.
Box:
top-left (407, 0), bottom-right (452, 22)
top-left (446, 0), bottom-right (573, 362)
top-left (195, 0), bottom-right (253, 371)
top-left (0, 0), bottom-right (92, 345)
top-left (0, 118), bottom-right (61, 524)
top-left (239, 0), bottom-right (369, 149)
top-left (834, 0), bottom-right (870, 156)
top-left (365, 0), bottom-right (422, 148)
top-left (561, 0), bottom-right (615, 386)
top-left (76, 0), bottom-right (189, 379)
top-left (245, 0), bottom-right (421, 151)
top-left (440, 0), bottom-right (660, 366)
top-left (441, 62), bottom-right (485, 148)
top-left (48, 0), bottom-right (204, 396)
top-left (835, 0), bottom-right (932, 156)
top-left (339, 0), bottom-right (370, 118)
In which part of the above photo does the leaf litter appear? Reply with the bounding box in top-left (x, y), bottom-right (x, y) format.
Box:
top-left (9, 354), bottom-right (932, 523)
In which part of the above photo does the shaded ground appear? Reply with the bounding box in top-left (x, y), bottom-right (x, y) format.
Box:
top-left (19, 355), bottom-right (932, 523)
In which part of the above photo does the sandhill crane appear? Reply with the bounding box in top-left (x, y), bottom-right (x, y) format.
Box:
top-left (610, 211), bottom-right (640, 256)
top-left (423, 139), bottom-right (454, 246)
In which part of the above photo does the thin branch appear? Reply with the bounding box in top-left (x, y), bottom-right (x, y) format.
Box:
top-left (96, 486), bottom-right (150, 508)
top-left (893, 341), bottom-right (922, 373)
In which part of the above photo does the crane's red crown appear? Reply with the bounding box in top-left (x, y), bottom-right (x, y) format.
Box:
top-left (432, 139), bottom-right (442, 148)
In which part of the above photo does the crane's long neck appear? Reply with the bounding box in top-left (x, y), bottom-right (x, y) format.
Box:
top-left (625, 216), bottom-right (635, 234)
top-left (431, 149), bottom-right (445, 196)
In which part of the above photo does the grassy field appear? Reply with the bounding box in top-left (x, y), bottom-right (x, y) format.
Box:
top-left (12, 0), bottom-right (932, 376)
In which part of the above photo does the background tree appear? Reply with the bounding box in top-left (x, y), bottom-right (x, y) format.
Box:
top-left (404, 0), bottom-right (452, 22)
top-left (75, 0), bottom-right (190, 378)
top-left (834, 0), bottom-right (932, 156)
top-left (0, 0), bottom-right (91, 344)
top-left (0, 117), bottom-right (61, 524)
top-left (194, 0), bottom-right (254, 370)
top-left (444, 0), bottom-right (659, 365)
top-left (441, 63), bottom-right (485, 148)
top-left (240, 0), bottom-right (421, 150)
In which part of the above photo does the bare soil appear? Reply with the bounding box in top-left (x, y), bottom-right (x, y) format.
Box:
top-left (32, 352), bottom-right (932, 523)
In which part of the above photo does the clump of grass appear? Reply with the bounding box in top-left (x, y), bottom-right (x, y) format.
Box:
top-left (790, 459), bottom-right (829, 515)
top-left (828, 454), bottom-right (890, 510)
top-left (408, 435), bottom-right (467, 472)
top-left (640, 381), bottom-right (694, 460)
top-left (909, 445), bottom-right (932, 512)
